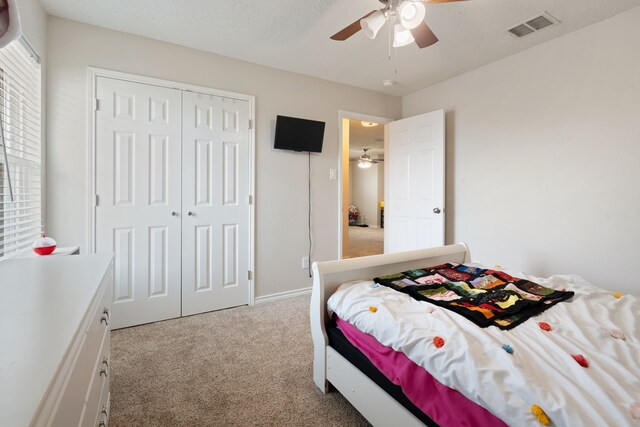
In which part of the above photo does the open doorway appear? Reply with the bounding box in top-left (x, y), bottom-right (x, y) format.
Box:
top-left (339, 112), bottom-right (392, 259)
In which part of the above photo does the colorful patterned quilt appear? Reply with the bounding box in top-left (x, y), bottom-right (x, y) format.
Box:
top-left (374, 263), bottom-right (574, 330)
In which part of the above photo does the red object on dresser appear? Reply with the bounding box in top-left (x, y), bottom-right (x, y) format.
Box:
top-left (32, 234), bottom-right (57, 255)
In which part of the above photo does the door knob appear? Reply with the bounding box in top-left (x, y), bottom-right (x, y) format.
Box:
top-left (433, 207), bottom-right (441, 214)
top-left (171, 211), bottom-right (177, 216)
top-left (188, 211), bottom-right (194, 216)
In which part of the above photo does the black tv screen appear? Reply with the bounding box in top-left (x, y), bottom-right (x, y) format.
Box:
top-left (274, 115), bottom-right (325, 153)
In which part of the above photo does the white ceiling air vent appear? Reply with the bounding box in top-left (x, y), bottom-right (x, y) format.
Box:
top-left (508, 12), bottom-right (559, 38)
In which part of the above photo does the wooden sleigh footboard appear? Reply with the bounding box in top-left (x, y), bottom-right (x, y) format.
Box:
top-left (310, 243), bottom-right (471, 426)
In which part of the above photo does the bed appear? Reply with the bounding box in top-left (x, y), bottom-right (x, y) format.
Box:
top-left (310, 243), bottom-right (640, 426)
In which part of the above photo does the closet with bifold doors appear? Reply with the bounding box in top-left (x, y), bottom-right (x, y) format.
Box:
top-left (92, 73), bottom-right (254, 329)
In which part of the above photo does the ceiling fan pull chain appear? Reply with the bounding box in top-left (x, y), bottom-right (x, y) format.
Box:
top-left (393, 20), bottom-right (398, 75)
top-left (390, 15), bottom-right (399, 75)
top-left (387, 17), bottom-right (392, 61)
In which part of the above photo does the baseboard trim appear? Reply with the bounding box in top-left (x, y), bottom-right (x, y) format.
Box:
top-left (254, 286), bottom-right (312, 304)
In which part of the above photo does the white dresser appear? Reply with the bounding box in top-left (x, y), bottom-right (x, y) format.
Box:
top-left (0, 254), bottom-right (114, 427)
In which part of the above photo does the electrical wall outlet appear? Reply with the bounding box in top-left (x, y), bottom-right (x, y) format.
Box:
top-left (302, 256), bottom-right (310, 269)
top-left (329, 169), bottom-right (337, 180)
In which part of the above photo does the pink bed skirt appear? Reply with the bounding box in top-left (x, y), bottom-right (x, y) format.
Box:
top-left (335, 316), bottom-right (507, 427)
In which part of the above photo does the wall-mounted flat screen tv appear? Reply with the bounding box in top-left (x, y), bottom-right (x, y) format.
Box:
top-left (274, 115), bottom-right (325, 153)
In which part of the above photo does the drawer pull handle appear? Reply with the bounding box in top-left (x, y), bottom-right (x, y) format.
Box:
top-left (100, 357), bottom-right (109, 377)
top-left (100, 307), bottom-right (111, 326)
top-left (97, 405), bottom-right (109, 427)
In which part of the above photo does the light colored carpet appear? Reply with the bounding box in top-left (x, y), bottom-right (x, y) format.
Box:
top-left (344, 226), bottom-right (384, 259)
top-left (110, 295), bottom-right (370, 426)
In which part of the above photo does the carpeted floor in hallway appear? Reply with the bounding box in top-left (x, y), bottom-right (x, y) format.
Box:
top-left (109, 295), bottom-right (370, 426)
top-left (343, 226), bottom-right (384, 259)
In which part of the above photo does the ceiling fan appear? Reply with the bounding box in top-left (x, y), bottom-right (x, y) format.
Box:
top-left (358, 148), bottom-right (382, 168)
top-left (330, 0), bottom-right (467, 49)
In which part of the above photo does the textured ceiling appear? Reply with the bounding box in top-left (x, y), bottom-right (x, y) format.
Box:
top-left (39, 0), bottom-right (640, 95)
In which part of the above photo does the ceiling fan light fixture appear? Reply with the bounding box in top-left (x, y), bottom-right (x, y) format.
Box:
top-left (358, 148), bottom-right (379, 168)
top-left (393, 24), bottom-right (415, 47)
top-left (361, 121), bottom-right (379, 127)
top-left (398, 1), bottom-right (425, 30)
top-left (360, 10), bottom-right (386, 39)
top-left (358, 159), bottom-right (373, 169)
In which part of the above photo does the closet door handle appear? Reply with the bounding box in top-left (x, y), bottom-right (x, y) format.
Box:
top-left (171, 211), bottom-right (177, 216)
top-left (433, 207), bottom-right (441, 214)
top-left (187, 211), bottom-right (194, 216)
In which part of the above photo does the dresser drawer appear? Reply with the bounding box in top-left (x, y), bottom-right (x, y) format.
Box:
top-left (81, 330), bottom-right (110, 427)
top-left (50, 269), bottom-right (112, 427)
top-left (93, 375), bottom-right (111, 427)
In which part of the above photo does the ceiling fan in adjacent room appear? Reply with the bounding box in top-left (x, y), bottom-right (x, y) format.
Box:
top-left (331, 0), bottom-right (468, 49)
top-left (358, 148), bottom-right (382, 168)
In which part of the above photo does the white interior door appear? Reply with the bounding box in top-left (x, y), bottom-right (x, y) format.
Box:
top-left (181, 92), bottom-right (251, 316)
top-left (95, 77), bottom-right (182, 329)
top-left (385, 109), bottom-right (445, 253)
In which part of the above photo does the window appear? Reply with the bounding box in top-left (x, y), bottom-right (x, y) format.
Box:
top-left (0, 39), bottom-right (42, 258)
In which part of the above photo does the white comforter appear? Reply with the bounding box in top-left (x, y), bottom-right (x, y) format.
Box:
top-left (327, 272), bottom-right (640, 427)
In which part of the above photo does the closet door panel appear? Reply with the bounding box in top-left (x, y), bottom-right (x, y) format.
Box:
top-left (95, 77), bottom-right (182, 329)
top-left (182, 92), bottom-right (250, 316)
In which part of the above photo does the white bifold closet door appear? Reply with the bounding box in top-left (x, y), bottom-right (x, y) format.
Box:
top-left (95, 77), bottom-right (183, 329)
top-left (181, 92), bottom-right (251, 316)
top-left (95, 77), bottom-right (251, 329)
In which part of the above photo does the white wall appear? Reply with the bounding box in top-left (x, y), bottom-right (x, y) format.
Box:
top-left (16, 0), bottom-right (46, 55)
top-left (403, 6), bottom-right (640, 293)
top-left (377, 161), bottom-right (384, 227)
top-left (349, 161), bottom-right (382, 227)
top-left (45, 17), bottom-right (401, 299)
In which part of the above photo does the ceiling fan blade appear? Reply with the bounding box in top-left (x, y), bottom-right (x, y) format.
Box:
top-left (411, 21), bottom-right (439, 48)
top-left (330, 10), bottom-right (377, 41)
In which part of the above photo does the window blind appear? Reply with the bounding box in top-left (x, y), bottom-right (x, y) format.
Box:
top-left (0, 39), bottom-right (42, 258)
